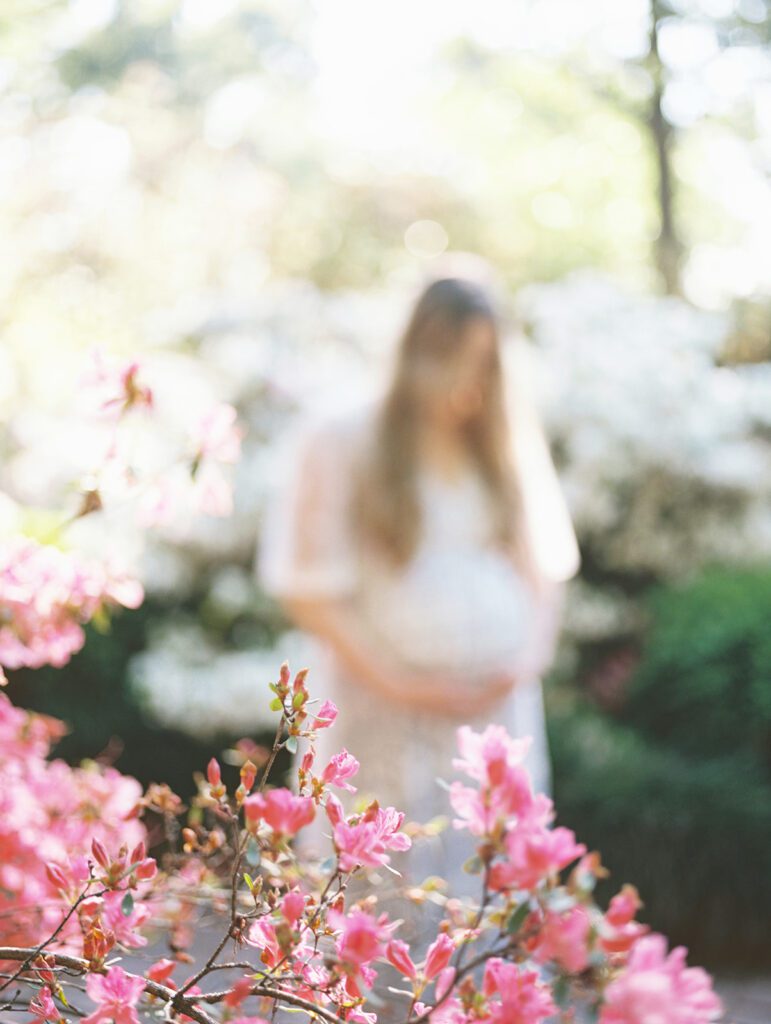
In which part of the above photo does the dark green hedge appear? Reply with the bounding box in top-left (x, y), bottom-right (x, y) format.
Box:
top-left (622, 567), bottom-right (771, 772)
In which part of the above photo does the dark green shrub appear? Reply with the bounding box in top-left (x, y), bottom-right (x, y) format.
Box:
top-left (622, 567), bottom-right (771, 773)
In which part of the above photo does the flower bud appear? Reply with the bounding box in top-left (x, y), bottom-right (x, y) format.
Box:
top-left (46, 863), bottom-right (69, 891)
top-left (91, 838), bottom-right (110, 870)
top-left (207, 758), bottom-right (221, 787)
top-left (240, 759), bottom-right (257, 793)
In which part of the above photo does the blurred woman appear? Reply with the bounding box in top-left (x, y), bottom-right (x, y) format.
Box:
top-left (258, 265), bottom-right (579, 888)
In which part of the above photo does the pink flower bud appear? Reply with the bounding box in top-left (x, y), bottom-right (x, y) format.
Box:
top-left (130, 841), bottom-right (146, 865)
top-left (207, 758), bottom-right (221, 787)
top-left (240, 759), bottom-right (257, 793)
top-left (325, 792), bottom-right (344, 828)
top-left (424, 933), bottom-right (454, 980)
top-left (91, 838), bottom-right (110, 870)
top-left (46, 863), bottom-right (68, 891)
top-left (387, 939), bottom-right (417, 980)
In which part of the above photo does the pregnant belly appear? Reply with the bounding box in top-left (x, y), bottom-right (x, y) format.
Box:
top-left (364, 548), bottom-right (534, 676)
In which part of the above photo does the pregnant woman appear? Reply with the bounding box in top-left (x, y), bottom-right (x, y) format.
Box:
top-left (258, 268), bottom-right (579, 889)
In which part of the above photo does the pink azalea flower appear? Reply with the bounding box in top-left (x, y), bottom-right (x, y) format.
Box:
top-left (311, 700), bottom-right (338, 730)
top-left (330, 908), bottom-right (393, 971)
top-left (244, 788), bottom-right (315, 838)
top-left (321, 749), bottom-right (360, 792)
top-left (0, 538), bottom-right (142, 672)
top-left (449, 724), bottom-right (535, 838)
top-left (601, 885), bottom-right (649, 956)
top-left (453, 724), bottom-right (532, 784)
top-left (246, 918), bottom-right (282, 968)
top-left (281, 890), bottom-right (305, 926)
top-left (600, 934), bottom-right (723, 1024)
top-left (102, 890), bottom-right (151, 948)
top-left (29, 985), bottom-right (60, 1023)
top-left (489, 802), bottom-right (586, 892)
top-left (330, 801), bottom-right (411, 872)
top-left (83, 966), bottom-right (145, 1024)
top-left (482, 958), bottom-right (556, 1024)
top-left (532, 905), bottom-right (592, 974)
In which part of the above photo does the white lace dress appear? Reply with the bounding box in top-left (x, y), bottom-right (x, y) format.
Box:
top-left (258, 379), bottom-right (579, 890)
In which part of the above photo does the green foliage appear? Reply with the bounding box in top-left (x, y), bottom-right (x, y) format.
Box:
top-left (622, 567), bottom-right (771, 772)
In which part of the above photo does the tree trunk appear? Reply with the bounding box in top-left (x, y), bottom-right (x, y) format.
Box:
top-left (648, 2), bottom-right (682, 295)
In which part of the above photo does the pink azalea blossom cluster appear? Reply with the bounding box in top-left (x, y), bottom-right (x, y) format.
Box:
top-left (0, 660), bottom-right (722, 1024)
top-left (0, 536), bottom-right (143, 672)
top-left (0, 692), bottom-right (151, 955)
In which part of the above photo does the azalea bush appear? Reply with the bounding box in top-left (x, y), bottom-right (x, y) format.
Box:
top-left (0, 663), bottom-right (722, 1024)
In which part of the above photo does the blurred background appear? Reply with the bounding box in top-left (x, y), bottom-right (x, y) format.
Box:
top-left (1, 0), bottom-right (770, 973)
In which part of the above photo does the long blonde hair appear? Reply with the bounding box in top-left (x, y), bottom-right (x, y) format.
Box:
top-left (351, 277), bottom-right (537, 581)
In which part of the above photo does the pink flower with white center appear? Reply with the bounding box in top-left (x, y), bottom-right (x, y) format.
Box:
top-left (243, 789), bottom-right (315, 839)
top-left (331, 801), bottom-right (411, 871)
top-left (600, 934), bottom-right (722, 1024)
top-left (482, 958), bottom-right (556, 1024)
top-left (321, 749), bottom-right (359, 792)
top-left (532, 905), bottom-right (592, 974)
top-left (82, 966), bottom-right (145, 1024)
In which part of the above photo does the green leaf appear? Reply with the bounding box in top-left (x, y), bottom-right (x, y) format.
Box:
top-left (462, 855), bottom-right (483, 875)
top-left (285, 735), bottom-right (298, 754)
top-left (243, 872), bottom-right (254, 891)
top-left (506, 901), bottom-right (531, 934)
top-left (269, 697), bottom-right (283, 712)
top-left (121, 891), bottom-right (134, 917)
top-left (552, 974), bottom-right (570, 1007)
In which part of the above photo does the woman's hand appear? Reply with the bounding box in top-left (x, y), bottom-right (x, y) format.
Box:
top-left (384, 669), bottom-right (520, 720)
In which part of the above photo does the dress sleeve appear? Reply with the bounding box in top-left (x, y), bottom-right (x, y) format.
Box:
top-left (508, 341), bottom-right (581, 585)
top-left (257, 416), bottom-right (360, 600)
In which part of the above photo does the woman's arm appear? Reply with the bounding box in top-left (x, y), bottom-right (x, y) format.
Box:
top-left (281, 594), bottom-right (518, 719)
